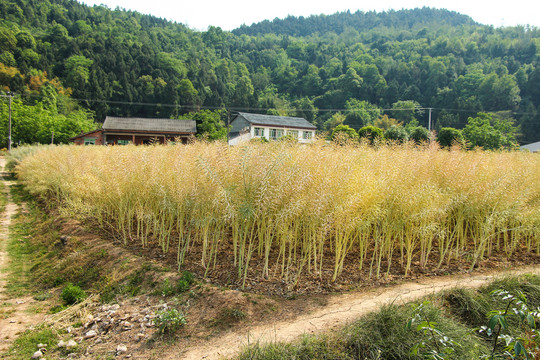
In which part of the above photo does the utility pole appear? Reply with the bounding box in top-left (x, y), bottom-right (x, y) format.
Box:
top-left (7, 92), bottom-right (13, 152)
top-left (226, 108), bottom-right (231, 145)
top-left (51, 131), bottom-right (55, 145)
top-left (428, 108), bottom-right (432, 132)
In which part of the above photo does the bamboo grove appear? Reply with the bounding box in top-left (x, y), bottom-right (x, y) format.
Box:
top-left (16, 142), bottom-right (540, 286)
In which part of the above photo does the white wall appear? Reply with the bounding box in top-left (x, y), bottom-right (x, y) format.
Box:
top-left (229, 125), bottom-right (316, 145)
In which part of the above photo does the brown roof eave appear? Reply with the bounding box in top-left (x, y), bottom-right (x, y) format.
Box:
top-left (102, 129), bottom-right (195, 135)
top-left (69, 129), bottom-right (103, 141)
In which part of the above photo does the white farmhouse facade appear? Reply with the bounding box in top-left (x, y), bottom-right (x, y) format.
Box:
top-left (228, 112), bottom-right (317, 145)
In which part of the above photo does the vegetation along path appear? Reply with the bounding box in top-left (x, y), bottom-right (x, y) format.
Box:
top-left (0, 157), bottom-right (45, 353)
top-left (178, 265), bottom-right (540, 360)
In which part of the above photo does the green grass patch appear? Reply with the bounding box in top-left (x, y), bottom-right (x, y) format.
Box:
top-left (0, 179), bottom-right (7, 213)
top-left (4, 209), bottom-right (49, 297)
top-left (5, 327), bottom-right (59, 360)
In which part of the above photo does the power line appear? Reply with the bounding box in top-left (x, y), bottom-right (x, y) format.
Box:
top-left (12, 92), bottom-right (539, 117)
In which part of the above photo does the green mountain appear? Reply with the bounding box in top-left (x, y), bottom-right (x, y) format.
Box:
top-left (1, 0), bottom-right (539, 144)
top-left (233, 8), bottom-right (477, 37)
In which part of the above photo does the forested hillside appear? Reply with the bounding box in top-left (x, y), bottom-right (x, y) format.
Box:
top-left (1, 0), bottom-right (539, 145)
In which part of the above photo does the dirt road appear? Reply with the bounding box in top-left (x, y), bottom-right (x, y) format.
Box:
top-left (0, 157), bottom-right (46, 354)
top-left (176, 265), bottom-right (540, 360)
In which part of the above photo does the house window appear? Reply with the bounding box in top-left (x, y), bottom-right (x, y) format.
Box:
top-left (303, 131), bottom-right (313, 140)
top-left (117, 140), bottom-right (130, 145)
top-left (84, 138), bottom-right (96, 145)
top-left (269, 129), bottom-right (284, 140)
top-left (254, 127), bottom-right (265, 137)
top-left (287, 130), bottom-right (299, 138)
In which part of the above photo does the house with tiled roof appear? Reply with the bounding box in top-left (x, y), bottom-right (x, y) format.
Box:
top-left (521, 141), bottom-right (540, 153)
top-left (70, 116), bottom-right (196, 145)
top-left (228, 112), bottom-right (316, 145)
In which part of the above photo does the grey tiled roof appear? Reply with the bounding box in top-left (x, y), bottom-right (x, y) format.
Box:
top-left (521, 141), bottom-right (540, 152)
top-left (103, 117), bottom-right (196, 133)
top-left (236, 112), bottom-right (316, 129)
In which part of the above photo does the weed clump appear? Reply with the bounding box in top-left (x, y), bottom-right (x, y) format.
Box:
top-left (158, 271), bottom-right (195, 296)
top-left (61, 283), bottom-right (86, 305)
top-left (154, 308), bottom-right (187, 334)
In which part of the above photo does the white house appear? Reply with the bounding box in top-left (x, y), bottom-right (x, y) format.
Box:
top-left (521, 141), bottom-right (540, 153)
top-left (228, 112), bottom-right (317, 145)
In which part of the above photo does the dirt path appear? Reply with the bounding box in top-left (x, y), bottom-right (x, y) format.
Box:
top-left (0, 157), bottom-right (46, 353)
top-left (177, 265), bottom-right (540, 360)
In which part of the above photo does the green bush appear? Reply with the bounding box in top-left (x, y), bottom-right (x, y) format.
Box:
top-left (357, 125), bottom-right (383, 145)
top-left (437, 127), bottom-right (464, 147)
top-left (384, 125), bottom-right (409, 143)
top-left (154, 308), bottom-right (187, 334)
top-left (408, 126), bottom-right (430, 144)
top-left (61, 283), bottom-right (87, 305)
top-left (249, 136), bottom-right (269, 143)
top-left (277, 134), bottom-right (298, 143)
top-left (331, 125), bottom-right (358, 144)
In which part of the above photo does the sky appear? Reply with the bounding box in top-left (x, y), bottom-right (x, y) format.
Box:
top-left (78, 0), bottom-right (540, 31)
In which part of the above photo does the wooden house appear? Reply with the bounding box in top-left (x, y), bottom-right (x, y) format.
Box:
top-left (71, 116), bottom-right (196, 145)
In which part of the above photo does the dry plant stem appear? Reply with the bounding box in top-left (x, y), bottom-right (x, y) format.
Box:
top-left (15, 142), bottom-right (540, 286)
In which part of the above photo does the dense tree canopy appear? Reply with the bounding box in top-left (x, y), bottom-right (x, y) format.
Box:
top-left (0, 0), bottom-right (539, 146)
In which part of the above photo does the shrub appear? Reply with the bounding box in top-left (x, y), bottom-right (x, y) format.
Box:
top-left (384, 125), bottom-right (409, 143)
top-left (154, 308), bottom-right (187, 334)
top-left (357, 125), bottom-right (383, 145)
top-left (331, 124), bottom-right (358, 142)
top-left (277, 134), bottom-right (298, 143)
top-left (408, 126), bottom-right (430, 144)
top-left (437, 127), bottom-right (464, 147)
top-left (249, 136), bottom-right (269, 143)
top-left (61, 283), bottom-right (86, 305)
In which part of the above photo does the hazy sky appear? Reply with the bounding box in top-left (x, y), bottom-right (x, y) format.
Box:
top-left (78, 0), bottom-right (540, 31)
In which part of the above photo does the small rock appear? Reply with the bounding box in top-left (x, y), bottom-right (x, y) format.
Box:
top-left (16, 300), bottom-right (25, 304)
top-left (120, 321), bottom-right (132, 330)
top-left (116, 344), bottom-right (128, 353)
top-left (84, 330), bottom-right (97, 339)
top-left (94, 338), bottom-right (103, 344)
top-left (66, 339), bottom-right (77, 349)
top-left (32, 350), bottom-right (43, 359)
top-left (60, 235), bottom-right (70, 245)
top-left (37, 343), bottom-right (47, 349)
top-left (57, 340), bottom-right (66, 348)
top-left (136, 333), bottom-right (146, 342)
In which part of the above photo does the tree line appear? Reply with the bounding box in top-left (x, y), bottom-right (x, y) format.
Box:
top-left (0, 0), bottom-right (539, 147)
